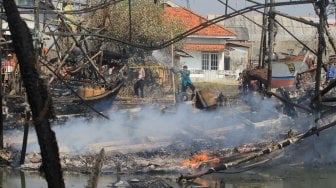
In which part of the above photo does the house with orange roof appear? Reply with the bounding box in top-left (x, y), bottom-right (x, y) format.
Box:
top-left (165, 1), bottom-right (251, 82)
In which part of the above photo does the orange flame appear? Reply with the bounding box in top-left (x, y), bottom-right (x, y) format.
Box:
top-left (182, 151), bottom-right (220, 169)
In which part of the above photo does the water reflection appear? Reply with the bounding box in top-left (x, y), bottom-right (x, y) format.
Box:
top-left (1, 167), bottom-right (336, 188)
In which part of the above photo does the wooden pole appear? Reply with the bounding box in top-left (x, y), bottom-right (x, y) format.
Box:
top-left (314, 1), bottom-right (327, 111)
top-left (20, 109), bottom-right (30, 165)
top-left (266, 0), bottom-right (274, 92)
top-left (86, 148), bottom-right (105, 188)
top-left (259, 0), bottom-right (268, 68)
top-left (20, 171), bottom-right (26, 188)
top-left (171, 32), bottom-right (176, 104)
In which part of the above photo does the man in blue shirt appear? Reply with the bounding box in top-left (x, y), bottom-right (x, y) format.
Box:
top-left (180, 65), bottom-right (195, 100)
top-left (326, 62), bottom-right (335, 84)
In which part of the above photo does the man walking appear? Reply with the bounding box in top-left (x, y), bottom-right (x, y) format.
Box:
top-left (134, 67), bottom-right (145, 98)
top-left (180, 65), bottom-right (195, 100)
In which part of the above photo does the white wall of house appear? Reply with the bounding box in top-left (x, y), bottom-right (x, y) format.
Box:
top-left (219, 51), bottom-right (225, 71)
top-left (178, 47), bottom-right (249, 82)
top-left (180, 50), bottom-right (202, 70)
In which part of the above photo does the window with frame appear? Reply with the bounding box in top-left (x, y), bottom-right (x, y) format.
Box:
top-left (202, 53), bottom-right (209, 70)
top-left (202, 52), bottom-right (218, 70)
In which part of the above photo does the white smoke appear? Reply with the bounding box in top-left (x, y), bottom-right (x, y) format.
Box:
top-left (6, 94), bottom-right (330, 162)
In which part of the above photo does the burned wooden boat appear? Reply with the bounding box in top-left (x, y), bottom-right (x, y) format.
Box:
top-left (52, 80), bottom-right (124, 116)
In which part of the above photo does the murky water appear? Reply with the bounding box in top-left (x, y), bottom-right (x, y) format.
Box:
top-left (1, 166), bottom-right (336, 188)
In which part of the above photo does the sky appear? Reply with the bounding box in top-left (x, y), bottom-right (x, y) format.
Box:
top-left (172, 0), bottom-right (320, 18)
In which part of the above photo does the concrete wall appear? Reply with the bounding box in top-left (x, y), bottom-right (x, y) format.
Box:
top-left (228, 46), bottom-right (249, 74)
top-left (179, 47), bottom-right (248, 82)
top-left (180, 50), bottom-right (203, 70)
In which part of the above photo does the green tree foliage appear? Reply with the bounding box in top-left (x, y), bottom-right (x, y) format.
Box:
top-left (89, 0), bottom-right (184, 47)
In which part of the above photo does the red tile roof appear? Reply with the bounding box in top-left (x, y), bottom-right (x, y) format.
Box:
top-left (183, 44), bottom-right (225, 51)
top-left (165, 6), bottom-right (236, 37)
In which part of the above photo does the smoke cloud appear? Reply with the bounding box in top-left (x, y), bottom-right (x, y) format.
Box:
top-left (7, 94), bottom-right (336, 166)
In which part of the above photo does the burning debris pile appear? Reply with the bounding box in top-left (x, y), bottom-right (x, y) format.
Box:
top-left (9, 137), bottom-right (275, 175)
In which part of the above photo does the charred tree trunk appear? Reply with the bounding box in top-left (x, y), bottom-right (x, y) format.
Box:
top-left (3, 1), bottom-right (64, 187)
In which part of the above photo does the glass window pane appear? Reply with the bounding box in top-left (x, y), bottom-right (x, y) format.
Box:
top-left (202, 53), bottom-right (209, 70)
top-left (211, 53), bottom-right (218, 70)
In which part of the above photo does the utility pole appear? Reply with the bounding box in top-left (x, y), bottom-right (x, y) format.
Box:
top-left (267, 0), bottom-right (275, 93)
top-left (259, 0), bottom-right (268, 68)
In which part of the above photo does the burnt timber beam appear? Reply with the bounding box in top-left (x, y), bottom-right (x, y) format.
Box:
top-left (246, 0), bottom-right (262, 5)
top-left (313, 79), bottom-right (336, 101)
top-left (55, 35), bottom-right (92, 74)
top-left (273, 10), bottom-right (319, 27)
top-left (266, 1), bottom-right (275, 92)
top-left (58, 17), bottom-right (107, 83)
top-left (260, 0), bottom-right (269, 68)
top-left (322, 97), bottom-right (336, 102)
top-left (269, 92), bottom-right (312, 113)
top-left (313, 0), bottom-right (327, 111)
top-left (48, 28), bottom-right (62, 60)
top-left (45, 1), bottom-right (107, 82)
